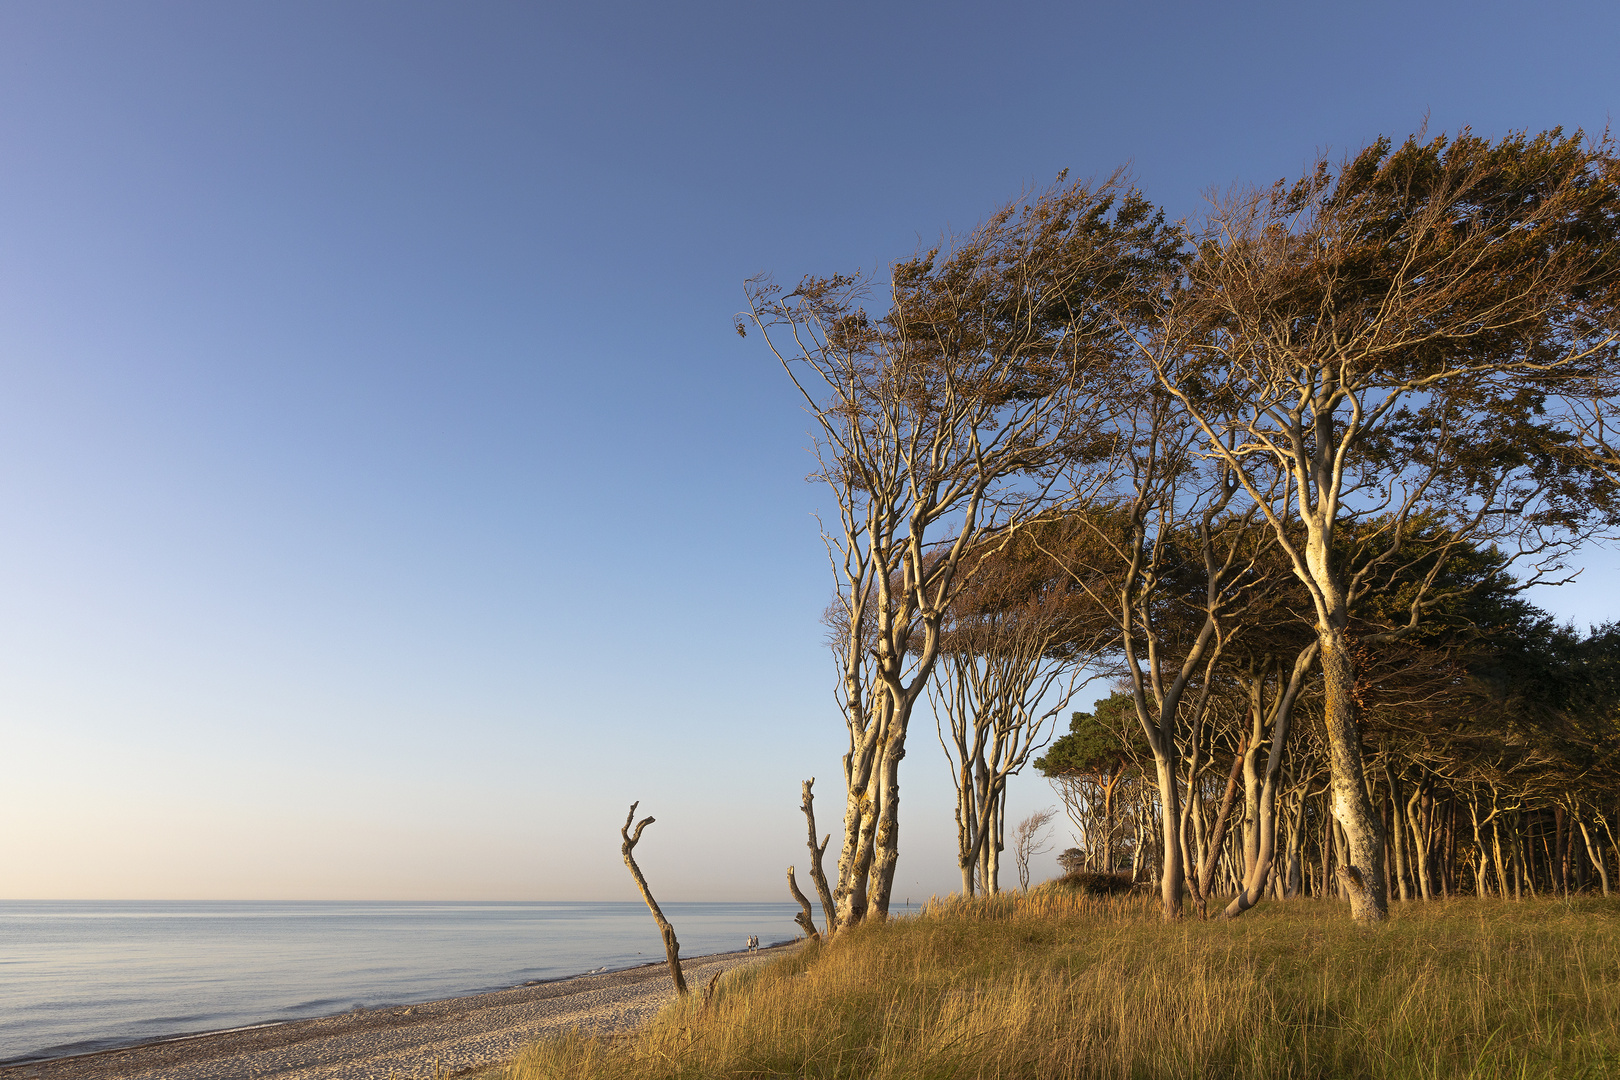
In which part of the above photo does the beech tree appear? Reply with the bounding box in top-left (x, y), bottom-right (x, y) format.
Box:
top-left (743, 175), bottom-right (1177, 928)
top-left (1040, 402), bottom-right (1280, 920)
top-left (1144, 129), bottom-right (1620, 920)
top-left (929, 526), bottom-right (1113, 894)
top-left (1011, 807), bottom-right (1058, 891)
top-left (1036, 693), bottom-right (1145, 875)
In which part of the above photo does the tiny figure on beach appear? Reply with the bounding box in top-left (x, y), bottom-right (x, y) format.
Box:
top-left (745, 934), bottom-right (758, 953)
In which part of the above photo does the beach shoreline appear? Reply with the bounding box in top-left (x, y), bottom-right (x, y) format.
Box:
top-left (0, 945), bottom-right (792, 1080)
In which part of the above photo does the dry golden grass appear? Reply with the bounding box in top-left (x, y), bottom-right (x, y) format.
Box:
top-left (497, 889), bottom-right (1620, 1080)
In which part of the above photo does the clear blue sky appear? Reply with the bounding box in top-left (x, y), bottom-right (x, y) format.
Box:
top-left (1, 1), bottom-right (1615, 901)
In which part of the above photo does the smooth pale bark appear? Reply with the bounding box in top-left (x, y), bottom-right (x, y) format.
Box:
top-left (1152, 755), bottom-right (1185, 919)
top-left (1232, 776), bottom-right (1286, 913)
top-left (1223, 645), bottom-right (1313, 918)
top-left (1185, 750), bottom-right (1209, 898)
top-left (986, 796), bottom-right (1003, 892)
top-left (957, 752), bottom-right (984, 896)
top-left (1127, 615), bottom-right (1227, 922)
top-left (1467, 795), bottom-right (1496, 899)
top-left (938, 632), bottom-right (1075, 897)
top-left (1387, 765), bottom-right (1411, 902)
top-left (1281, 790), bottom-right (1305, 898)
top-left (1240, 685), bottom-right (1264, 883)
top-left (851, 559), bottom-right (952, 923)
top-left (1491, 813), bottom-right (1513, 901)
top-left (1130, 780), bottom-right (1151, 884)
top-left (1319, 629), bottom-right (1388, 919)
top-left (1576, 816), bottom-right (1611, 896)
top-left (1194, 735), bottom-right (1246, 919)
top-left (868, 723), bottom-right (906, 917)
top-left (837, 792), bottom-right (877, 925)
top-left (1101, 770), bottom-right (1122, 872)
top-left (1408, 786), bottom-right (1432, 901)
top-left (1555, 805), bottom-right (1570, 896)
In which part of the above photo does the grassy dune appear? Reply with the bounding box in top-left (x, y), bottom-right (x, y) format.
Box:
top-left (497, 888), bottom-right (1620, 1079)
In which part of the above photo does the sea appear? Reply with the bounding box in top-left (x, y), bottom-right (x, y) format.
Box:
top-left (0, 899), bottom-right (803, 1066)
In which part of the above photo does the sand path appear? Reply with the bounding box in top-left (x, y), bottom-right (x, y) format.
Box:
top-left (0, 948), bottom-right (785, 1080)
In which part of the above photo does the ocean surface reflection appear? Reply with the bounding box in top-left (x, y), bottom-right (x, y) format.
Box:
top-left (0, 900), bottom-right (801, 1065)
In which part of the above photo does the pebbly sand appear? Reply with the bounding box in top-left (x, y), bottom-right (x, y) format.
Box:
top-left (0, 946), bottom-right (790, 1080)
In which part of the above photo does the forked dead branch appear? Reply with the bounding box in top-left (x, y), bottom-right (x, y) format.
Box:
top-left (619, 802), bottom-right (687, 996)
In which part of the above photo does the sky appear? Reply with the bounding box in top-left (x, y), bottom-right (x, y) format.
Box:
top-left (1, 1), bottom-right (1617, 902)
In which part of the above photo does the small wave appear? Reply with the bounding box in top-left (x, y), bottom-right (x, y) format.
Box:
top-left (280, 998), bottom-right (350, 1013)
top-left (135, 1014), bottom-right (217, 1028)
top-left (0, 1019), bottom-right (294, 1067)
top-left (1, 1035), bottom-right (131, 1066)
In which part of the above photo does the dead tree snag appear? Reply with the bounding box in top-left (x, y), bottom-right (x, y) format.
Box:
top-left (620, 801), bottom-right (687, 996)
top-left (800, 779), bottom-right (838, 936)
top-left (787, 867), bottom-right (820, 940)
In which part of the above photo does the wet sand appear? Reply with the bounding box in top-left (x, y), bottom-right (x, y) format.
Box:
top-left (0, 947), bottom-right (788, 1080)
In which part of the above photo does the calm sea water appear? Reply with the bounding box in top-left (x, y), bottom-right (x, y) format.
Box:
top-left (0, 900), bottom-right (802, 1065)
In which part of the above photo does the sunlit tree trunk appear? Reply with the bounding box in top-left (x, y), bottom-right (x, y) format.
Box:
top-left (1387, 764), bottom-right (1411, 902)
top-left (1576, 813), bottom-right (1610, 897)
top-left (1319, 625), bottom-right (1388, 918)
top-left (1224, 645), bottom-right (1313, 918)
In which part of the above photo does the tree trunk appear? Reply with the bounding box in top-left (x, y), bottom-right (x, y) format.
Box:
top-left (1223, 754), bottom-right (1280, 917)
top-left (1387, 764), bottom-right (1411, 901)
top-left (867, 726), bottom-right (905, 918)
top-left (1153, 754), bottom-right (1184, 920)
top-left (619, 804), bottom-right (687, 997)
top-left (986, 789), bottom-right (1004, 893)
top-left (1196, 736), bottom-right (1247, 918)
top-left (1577, 815), bottom-right (1611, 896)
top-left (1241, 676), bottom-right (1265, 883)
top-left (1512, 817), bottom-right (1526, 899)
top-left (1287, 808), bottom-right (1303, 897)
top-left (1467, 795), bottom-right (1493, 898)
top-left (1555, 805), bottom-right (1569, 897)
top-left (1408, 786), bottom-right (1431, 901)
top-left (799, 780), bottom-right (838, 936)
top-left (957, 758), bottom-right (979, 897)
top-left (843, 798), bottom-right (877, 922)
top-left (1442, 799), bottom-right (1455, 899)
top-left (787, 867), bottom-right (820, 941)
top-left (1319, 628), bottom-right (1388, 920)
top-left (834, 717), bottom-right (882, 928)
top-left (1224, 648), bottom-right (1312, 918)
top-left (1491, 807), bottom-right (1510, 900)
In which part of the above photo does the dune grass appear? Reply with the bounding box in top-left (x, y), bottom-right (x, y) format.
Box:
top-left (496, 888), bottom-right (1620, 1080)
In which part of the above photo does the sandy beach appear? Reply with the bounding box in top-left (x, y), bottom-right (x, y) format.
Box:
top-left (0, 947), bottom-right (788, 1080)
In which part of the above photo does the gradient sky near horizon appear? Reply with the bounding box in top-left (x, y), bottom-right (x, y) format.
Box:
top-left (1, 1), bottom-right (1617, 902)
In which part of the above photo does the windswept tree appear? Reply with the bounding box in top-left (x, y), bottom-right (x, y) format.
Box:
top-left (1036, 692), bottom-right (1146, 874)
top-left (1146, 129), bottom-right (1620, 920)
top-left (1012, 807), bottom-right (1059, 891)
top-left (742, 174), bottom-right (1178, 927)
top-left (930, 525), bottom-right (1114, 894)
top-left (1040, 394), bottom-right (1281, 920)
